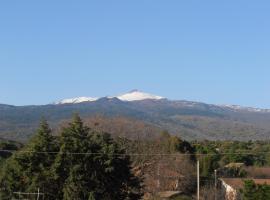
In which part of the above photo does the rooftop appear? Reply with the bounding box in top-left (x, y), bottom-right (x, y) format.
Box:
top-left (220, 178), bottom-right (270, 190)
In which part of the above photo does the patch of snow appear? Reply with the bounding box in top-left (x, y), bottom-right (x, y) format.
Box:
top-left (53, 90), bottom-right (165, 104)
top-left (54, 97), bottom-right (98, 104)
top-left (116, 90), bottom-right (165, 101)
top-left (220, 104), bottom-right (270, 113)
top-left (178, 101), bottom-right (200, 107)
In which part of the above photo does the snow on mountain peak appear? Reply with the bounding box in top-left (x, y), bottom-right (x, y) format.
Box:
top-left (53, 90), bottom-right (165, 104)
top-left (220, 104), bottom-right (270, 113)
top-left (54, 97), bottom-right (98, 104)
top-left (116, 90), bottom-right (165, 101)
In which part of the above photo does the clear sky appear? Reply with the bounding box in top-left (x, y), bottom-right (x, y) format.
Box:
top-left (0, 1), bottom-right (269, 107)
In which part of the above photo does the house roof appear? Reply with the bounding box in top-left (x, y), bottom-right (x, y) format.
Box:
top-left (220, 178), bottom-right (270, 190)
top-left (225, 163), bottom-right (245, 168)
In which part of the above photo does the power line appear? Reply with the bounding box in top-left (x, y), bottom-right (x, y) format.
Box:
top-left (1, 149), bottom-right (270, 156)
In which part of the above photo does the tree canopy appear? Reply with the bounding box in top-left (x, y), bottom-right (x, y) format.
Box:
top-left (0, 115), bottom-right (142, 200)
top-left (241, 180), bottom-right (270, 200)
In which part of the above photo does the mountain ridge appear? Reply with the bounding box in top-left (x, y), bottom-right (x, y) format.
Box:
top-left (54, 90), bottom-right (165, 105)
top-left (2, 90), bottom-right (270, 113)
top-left (49, 90), bottom-right (270, 114)
top-left (1, 90), bottom-right (270, 142)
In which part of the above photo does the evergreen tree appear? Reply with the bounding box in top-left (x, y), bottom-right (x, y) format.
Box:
top-left (0, 115), bottom-right (142, 200)
top-left (52, 114), bottom-right (142, 200)
top-left (0, 119), bottom-right (57, 199)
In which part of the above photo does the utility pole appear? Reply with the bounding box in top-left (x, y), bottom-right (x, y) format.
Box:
top-left (214, 169), bottom-right (217, 200)
top-left (197, 160), bottom-right (200, 200)
top-left (157, 163), bottom-right (160, 189)
top-left (37, 188), bottom-right (40, 200)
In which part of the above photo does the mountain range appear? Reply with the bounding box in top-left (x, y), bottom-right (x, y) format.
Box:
top-left (1, 90), bottom-right (270, 142)
top-left (54, 90), bottom-right (165, 104)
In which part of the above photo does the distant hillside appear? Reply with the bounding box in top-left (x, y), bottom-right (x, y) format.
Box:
top-left (1, 97), bottom-right (270, 142)
top-left (58, 116), bottom-right (162, 140)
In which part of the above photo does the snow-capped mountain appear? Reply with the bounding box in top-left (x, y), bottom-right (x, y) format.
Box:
top-left (53, 91), bottom-right (270, 114)
top-left (55, 90), bottom-right (165, 104)
top-left (54, 97), bottom-right (98, 104)
top-left (116, 90), bottom-right (165, 101)
top-left (2, 90), bottom-right (270, 141)
top-left (220, 104), bottom-right (270, 113)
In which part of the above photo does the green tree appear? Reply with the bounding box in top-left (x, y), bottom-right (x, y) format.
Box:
top-left (0, 115), bottom-right (142, 199)
top-left (0, 119), bottom-right (57, 199)
top-left (52, 114), bottom-right (142, 200)
top-left (241, 180), bottom-right (270, 200)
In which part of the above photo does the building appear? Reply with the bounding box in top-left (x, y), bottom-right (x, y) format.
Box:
top-left (225, 163), bottom-right (245, 169)
top-left (220, 178), bottom-right (270, 200)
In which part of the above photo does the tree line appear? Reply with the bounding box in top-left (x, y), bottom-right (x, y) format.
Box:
top-left (0, 114), bottom-right (142, 200)
top-left (2, 115), bottom-right (270, 199)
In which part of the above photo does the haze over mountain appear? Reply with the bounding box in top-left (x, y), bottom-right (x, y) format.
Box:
top-left (1, 90), bottom-right (270, 142)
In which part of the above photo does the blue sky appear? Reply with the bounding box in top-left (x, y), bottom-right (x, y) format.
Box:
top-left (0, 1), bottom-right (269, 107)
